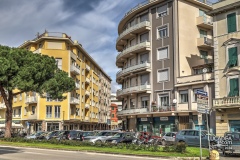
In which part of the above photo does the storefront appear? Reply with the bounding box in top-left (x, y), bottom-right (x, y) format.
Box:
top-left (137, 117), bottom-right (151, 132)
top-left (229, 120), bottom-right (240, 132)
top-left (153, 116), bottom-right (176, 136)
top-left (192, 114), bottom-right (207, 130)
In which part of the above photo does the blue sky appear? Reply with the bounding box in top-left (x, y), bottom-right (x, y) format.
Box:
top-left (0, 0), bottom-right (218, 93)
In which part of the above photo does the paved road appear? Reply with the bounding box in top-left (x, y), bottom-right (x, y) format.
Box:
top-left (0, 146), bottom-right (172, 160)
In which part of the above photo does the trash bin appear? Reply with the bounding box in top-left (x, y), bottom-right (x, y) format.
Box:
top-left (210, 150), bottom-right (219, 160)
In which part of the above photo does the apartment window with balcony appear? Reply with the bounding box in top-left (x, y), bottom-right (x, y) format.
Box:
top-left (13, 109), bottom-right (16, 117)
top-left (77, 50), bottom-right (81, 58)
top-left (32, 106), bottom-right (36, 114)
top-left (130, 99), bottom-right (135, 109)
top-left (140, 13), bottom-right (149, 22)
top-left (157, 4), bottom-right (168, 17)
top-left (130, 38), bottom-right (136, 47)
top-left (140, 32), bottom-right (149, 42)
top-left (200, 50), bottom-right (208, 64)
top-left (112, 114), bottom-right (114, 118)
top-left (158, 26), bottom-right (168, 39)
top-left (179, 90), bottom-right (188, 103)
top-left (55, 106), bottom-right (61, 118)
top-left (130, 20), bottom-right (135, 27)
top-left (46, 106), bottom-right (52, 118)
top-left (157, 47), bottom-right (168, 60)
top-left (227, 47), bottom-right (238, 68)
top-left (140, 53), bottom-right (149, 63)
top-left (141, 96), bottom-right (149, 108)
top-left (157, 69), bottom-right (169, 82)
top-left (193, 88), bottom-right (203, 102)
top-left (227, 13), bottom-right (237, 33)
top-left (200, 29), bottom-right (207, 38)
top-left (55, 58), bottom-right (62, 70)
top-left (46, 93), bottom-right (52, 102)
top-left (158, 94), bottom-right (169, 106)
top-left (18, 108), bottom-right (21, 117)
top-left (228, 78), bottom-right (239, 97)
top-left (141, 74), bottom-right (149, 85)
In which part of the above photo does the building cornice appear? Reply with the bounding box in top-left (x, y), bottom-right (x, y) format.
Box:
top-left (208, 1), bottom-right (240, 15)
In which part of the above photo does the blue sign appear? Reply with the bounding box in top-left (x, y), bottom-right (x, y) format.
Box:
top-left (196, 90), bottom-right (208, 96)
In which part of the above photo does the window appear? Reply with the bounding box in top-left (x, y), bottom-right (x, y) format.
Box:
top-left (229, 78), bottom-right (239, 97)
top-left (179, 90), bottom-right (188, 103)
top-left (55, 58), bottom-right (62, 70)
top-left (24, 107), bottom-right (27, 115)
top-left (200, 50), bottom-right (208, 64)
top-left (112, 114), bottom-right (114, 118)
top-left (141, 74), bottom-right (149, 85)
top-left (200, 29), bottom-right (207, 38)
top-left (158, 26), bottom-right (168, 38)
top-left (111, 107), bottom-right (114, 110)
top-left (130, 20), bottom-right (135, 27)
top-left (18, 108), bottom-right (21, 117)
top-left (32, 106), bottom-right (36, 114)
top-left (199, 9), bottom-right (205, 16)
top-left (77, 50), bottom-right (81, 58)
top-left (193, 88), bottom-right (203, 102)
top-left (158, 69), bottom-right (169, 82)
top-left (158, 47), bottom-right (168, 60)
top-left (158, 94), bottom-right (169, 106)
top-left (140, 13), bottom-right (149, 22)
top-left (130, 99), bottom-right (135, 109)
top-left (141, 96), bottom-right (149, 108)
top-left (140, 53), bottom-right (149, 63)
top-left (55, 106), bottom-right (61, 118)
top-left (227, 13), bottom-right (237, 33)
top-left (157, 4), bottom-right (168, 17)
top-left (46, 106), bottom-right (52, 118)
top-left (13, 109), bottom-right (16, 117)
top-left (140, 32), bottom-right (149, 42)
top-left (130, 38), bottom-right (136, 46)
top-left (227, 47), bottom-right (238, 68)
top-left (46, 93), bottom-right (52, 102)
top-left (19, 93), bottom-right (22, 101)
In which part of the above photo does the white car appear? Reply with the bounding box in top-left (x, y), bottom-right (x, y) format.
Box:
top-left (84, 131), bottom-right (119, 143)
top-left (161, 132), bottom-right (177, 146)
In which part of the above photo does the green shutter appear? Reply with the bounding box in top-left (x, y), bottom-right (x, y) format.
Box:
top-left (229, 78), bottom-right (239, 97)
top-left (228, 47), bottom-right (238, 68)
top-left (227, 13), bottom-right (237, 33)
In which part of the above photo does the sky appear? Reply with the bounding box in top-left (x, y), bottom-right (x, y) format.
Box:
top-left (0, 0), bottom-right (218, 93)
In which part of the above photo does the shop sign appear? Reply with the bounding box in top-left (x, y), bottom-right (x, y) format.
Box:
top-left (141, 118), bottom-right (148, 121)
top-left (160, 117), bottom-right (168, 121)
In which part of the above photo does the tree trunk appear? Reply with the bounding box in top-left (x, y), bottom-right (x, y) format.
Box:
top-left (5, 106), bottom-right (12, 138)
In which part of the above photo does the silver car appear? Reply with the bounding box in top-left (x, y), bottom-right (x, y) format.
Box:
top-left (84, 131), bottom-right (119, 143)
top-left (161, 132), bottom-right (177, 146)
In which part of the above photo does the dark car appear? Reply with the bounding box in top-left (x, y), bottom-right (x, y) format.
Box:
top-left (105, 132), bottom-right (134, 144)
top-left (45, 131), bottom-right (59, 140)
top-left (76, 131), bottom-right (95, 141)
top-left (0, 131), bottom-right (4, 138)
top-left (56, 131), bottom-right (71, 140)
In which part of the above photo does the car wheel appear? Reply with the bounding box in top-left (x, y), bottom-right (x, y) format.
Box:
top-left (95, 140), bottom-right (102, 143)
top-left (162, 140), bottom-right (166, 146)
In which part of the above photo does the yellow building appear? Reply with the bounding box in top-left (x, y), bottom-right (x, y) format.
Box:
top-left (0, 32), bottom-right (111, 132)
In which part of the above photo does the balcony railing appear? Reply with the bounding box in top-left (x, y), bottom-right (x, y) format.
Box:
top-left (75, 82), bottom-right (80, 89)
top-left (117, 21), bottom-right (151, 43)
top-left (25, 96), bottom-right (38, 104)
top-left (116, 41), bottom-right (150, 61)
top-left (117, 84), bottom-right (151, 97)
top-left (116, 62), bottom-right (151, 79)
top-left (84, 117), bottom-right (89, 121)
top-left (28, 113), bottom-right (37, 120)
top-left (85, 90), bottom-right (90, 97)
top-left (118, 108), bottom-right (148, 115)
top-left (86, 64), bottom-right (90, 71)
top-left (85, 77), bottom-right (90, 84)
top-left (213, 97), bottom-right (240, 108)
top-left (176, 72), bottom-right (214, 85)
top-left (70, 97), bottom-right (80, 104)
top-left (46, 113), bottom-right (52, 118)
top-left (151, 106), bottom-right (176, 112)
top-left (197, 15), bottom-right (213, 29)
top-left (85, 103), bottom-right (90, 109)
top-left (70, 65), bottom-right (80, 75)
top-left (197, 37), bottom-right (213, 49)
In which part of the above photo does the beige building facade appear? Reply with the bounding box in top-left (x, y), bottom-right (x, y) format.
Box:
top-left (116, 0), bottom-right (215, 136)
top-left (209, 0), bottom-right (240, 136)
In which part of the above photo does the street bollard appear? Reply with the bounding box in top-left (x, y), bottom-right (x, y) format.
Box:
top-left (209, 150), bottom-right (219, 160)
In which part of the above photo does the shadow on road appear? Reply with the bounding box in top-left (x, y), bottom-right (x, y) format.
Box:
top-left (0, 146), bottom-right (22, 155)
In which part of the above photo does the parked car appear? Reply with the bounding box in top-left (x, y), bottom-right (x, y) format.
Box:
top-left (105, 132), bottom-right (135, 144)
top-left (76, 131), bottom-right (95, 141)
top-left (175, 129), bottom-right (216, 147)
top-left (222, 132), bottom-right (240, 156)
top-left (84, 131), bottom-right (119, 143)
top-left (161, 132), bottom-right (177, 146)
top-left (0, 131), bottom-right (4, 138)
top-left (24, 131), bottom-right (45, 139)
top-left (45, 131), bottom-right (59, 140)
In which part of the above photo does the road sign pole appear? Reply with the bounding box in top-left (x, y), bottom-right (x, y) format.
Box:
top-left (200, 126), bottom-right (202, 160)
top-left (206, 112), bottom-right (210, 151)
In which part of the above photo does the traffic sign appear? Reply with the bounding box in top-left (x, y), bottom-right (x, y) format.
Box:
top-left (196, 90), bottom-right (208, 96)
top-left (198, 114), bottom-right (203, 125)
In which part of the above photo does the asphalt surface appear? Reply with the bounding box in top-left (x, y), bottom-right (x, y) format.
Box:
top-left (0, 146), bottom-right (172, 160)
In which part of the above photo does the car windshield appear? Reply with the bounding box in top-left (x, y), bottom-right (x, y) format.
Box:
top-left (113, 133), bottom-right (123, 138)
top-left (96, 132), bottom-right (108, 136)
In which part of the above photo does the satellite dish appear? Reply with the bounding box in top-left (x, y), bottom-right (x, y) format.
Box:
top-left (202, 68), bottom-right (208, 73)
top-left (173, 99), bottom-right (177, 104)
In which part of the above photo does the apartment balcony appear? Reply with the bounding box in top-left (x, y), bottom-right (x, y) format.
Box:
top-left (116, 62), bottom-right (151, 82)
top-left (116, 41), bottom-right (151, 64)
top-left (197, 37), bottom-right (213, 49)
top-left (176, 72), bottom-right (214, 87)
top-left (151, 106), bottom-right (176, 112)
top-left (117, 84), bottom-right (151, 97)
top-left (25, 96), bottom-right (37, 104)
top-left (75, 82), bottom-right (80, 89)
top-left (118, 108), bottom-right (148, 116)
top-left (84, 117), bottom-right (89, 121)
top-left (70, 65), bottom-right (80, 75)
top-left (116, 20), bottom-right (151, 47)
top-left (85, 77), bottom-right (90, 84)
top-left (0, 103), bottom-right (6, 109)
top-left (196, 15), bottom-right (213, 30)
top-left (85, 90), bottom-right (90, 97)
top-left (70, 97), bottom-right (80, 105)
top-left (27, 113), bottom-right (37, 120)
top-left (85, 103), bottom-right (90, 109)
top-left (86, 64), bottom-right (90, 72)
top-left (213, 97), bottom-right (240, 109)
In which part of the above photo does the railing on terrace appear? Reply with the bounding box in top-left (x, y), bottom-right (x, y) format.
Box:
top-left (117, 83), bottom-right (151, 96)
top-left (213, 97), bottom-right (240, 107)
top-left (151, 105), bottom-right (176, 112)
top-left (32, 32), bottom-right (74, 44)
top-left (118, 108), bottom-right (148, 115)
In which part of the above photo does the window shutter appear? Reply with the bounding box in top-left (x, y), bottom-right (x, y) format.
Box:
top-left (229, 78), bottom-right (239, 97)
top-left (227, 13), bottom-right (236, 33)
top-left (228, 47), bottom-right (238, 67)
top-left (158, 70), bottom-right (168, 81)
top-left (158, 48), bottom-right (168, 60)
